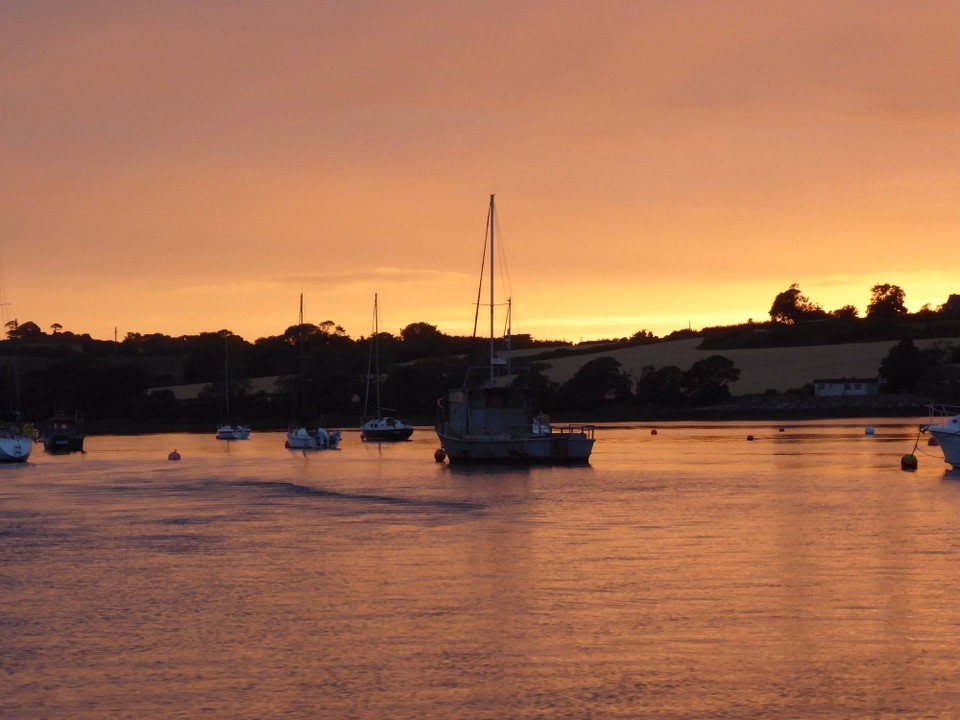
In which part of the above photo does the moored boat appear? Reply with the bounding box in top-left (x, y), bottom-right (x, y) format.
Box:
top-left (0, 413), bottom-right (32, 462)
top-left (434, 195), bottom-right (595, 465)
top-left (361, 294), bottom-right (414, 442)
top-left (42, 410), bottom-right (85, 453)
top-left (285, 294), bottom-right (341, 450)
top-left (922, 404), bottom-right (960, 469)
top-left (216, 333), bottom-right (251, 440)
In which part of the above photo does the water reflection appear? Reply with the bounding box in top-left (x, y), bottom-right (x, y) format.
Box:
top-left (1, 422), bottom-right (958, 719)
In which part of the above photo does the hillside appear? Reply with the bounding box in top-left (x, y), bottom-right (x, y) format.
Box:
top-left (528, 337), bottom-right (956, 396)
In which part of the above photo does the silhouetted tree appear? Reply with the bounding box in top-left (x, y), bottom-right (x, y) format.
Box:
top-left (879, 338), bottom-right (924, 392)
top-left (635, 365), bottom-right (684, 405)
top-left (681, 355), bottom-right (741, 403)
top-left (867, 284), bottom-right (907, 319)
top-left (769, 284), bottom-right (824, 324)
top-left (830, 305), bottom-right (859, 320)
top-left (558, 356), bottom-right (632, 410)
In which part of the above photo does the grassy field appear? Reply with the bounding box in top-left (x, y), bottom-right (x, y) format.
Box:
top-left (533, 337), bottom-right (955, 396)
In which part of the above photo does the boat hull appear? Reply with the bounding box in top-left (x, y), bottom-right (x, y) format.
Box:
top-left (0, 436), bottom-right (32, 462)
top-left (287, 427), bottom-right (342, 450)
top-left (43, 435), bottom-right (84, 453)
top-left (927, 417), bottom-right (960, 469)
top-left (361, 418), bottom-right (414, 442)
top-left (436, 431), bottom-right (594, 465)
top-left (217, 425), bottom-right (251, 440)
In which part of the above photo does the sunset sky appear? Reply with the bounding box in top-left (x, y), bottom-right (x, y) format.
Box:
top-left (2, 1), bottom-right (958, 343)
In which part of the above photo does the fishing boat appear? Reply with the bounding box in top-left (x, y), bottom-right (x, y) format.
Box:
top-left (922, 404), bottom-right (960, 469)
top-left (361, 294), bottom-right (414, 442)
top-left (216, 333), bottom-right (251, 440)
top-left (286, 294), bottom-right (341, 450)
top-left (434, 195), bottom-right (595, 465)
top-left (42, 410), bottom-right (85, 453)
top-left (0, 412), bottom-right (32, 462)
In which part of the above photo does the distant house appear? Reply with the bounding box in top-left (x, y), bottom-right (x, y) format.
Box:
top-left (812, 378), bottom-right (879, 397)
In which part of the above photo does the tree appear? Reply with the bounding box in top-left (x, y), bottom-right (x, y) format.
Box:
top-left (769, 284), bottom-right (824, 324)
top-left (830, 305), bottom-right (859, 320)
top-left (558, 356), bottom-right (632, 410)
top-left (879, 338), bottom-right (924, 392)
top-left (681, 355), bottom-right (741, 404)
top-left (866, 284), bottom-right (907, 319)
top-left (50, 323), bottom-right (63, 334)
top-left (635, 365), bottom-right (684, 405)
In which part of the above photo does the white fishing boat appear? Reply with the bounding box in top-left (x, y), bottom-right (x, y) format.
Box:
top-left (216, 333), bottom-right (251, 440)
top-left (434, 195), bottom-right (595, 465)
top-left (285, 294), bottom-right (340, 451)
top-left (361, 294), bottom-right (414, 442)
top-left (0, 413), bottom-right (32, 462)
top-left (922, 404), bottom-right (960, 469)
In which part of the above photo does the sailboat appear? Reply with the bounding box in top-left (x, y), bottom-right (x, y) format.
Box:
top-left (360, 294), bottom-right (414, 442)
top-left (434, 195), bottom-right (595, 464)
top-left (216, 333), bottom-right (251, 440)
top-left (0, 337), bottom-right (32, 462)
top-left (0, 411), bottom-right (32, 462)
top-left (286, 294), bottom-right (342, 450)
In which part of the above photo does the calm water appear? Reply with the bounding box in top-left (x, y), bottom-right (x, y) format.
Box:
top-left (2, 421), bottom-right (958, 719)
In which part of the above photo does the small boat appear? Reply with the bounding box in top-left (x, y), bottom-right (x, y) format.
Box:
top-left (287, 425), bottom-right (342, 450)
top-left (922, 404), bottom-right (960, 469)
top-left (434, 195), bottom-right (595, 465)
top-left (216, 424), bottom-right (251, 441)
top-left (0, 412), bottom-right (32, 462)
top-left (216, 333), bottom-right (251, 440)
top-left (361, 294), bottom-right (414, 442)
top-left (42, 410), bottom-right (85, 453)
top-left (285, 294), bottom-right (340, 450)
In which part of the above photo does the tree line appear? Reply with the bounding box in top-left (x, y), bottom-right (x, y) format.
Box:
top-left (1, 282), bottom-right (957, 430)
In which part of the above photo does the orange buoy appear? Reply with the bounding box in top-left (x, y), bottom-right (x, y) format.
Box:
top-left (434, 448), bottom-right (446, 463)
top-left (651, 429), bottom-right (658, 435)
top-left (746, 435), bottom-right (755, 441)
top-left (928, 437), bottom-right (939, 446)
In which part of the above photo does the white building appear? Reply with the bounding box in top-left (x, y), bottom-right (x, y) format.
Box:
top-left (812, 377), bottom-right (879, 397)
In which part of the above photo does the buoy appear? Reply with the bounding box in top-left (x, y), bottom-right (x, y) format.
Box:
top-left (434, 448), bottom-right (446, 463)
top-left (901, 453), bottom-right (918, 471)
top-left (928, 437), bottom-right (939, 447)
top-left (746, 435), bottom-right (755, 441)
top-left (651, 429), bottom-right (658, 435)
top-left (284, 440), bottom-right (290, 448)
top-left (865, 425), bottom-right (875, 436)
top-left (168, 450), bottom-right (181, 461)
top-left (778, 427), bottom-right (785, 432)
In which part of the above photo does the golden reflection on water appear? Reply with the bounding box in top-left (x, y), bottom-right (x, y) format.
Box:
top-left (2, 423), bottom-right (958, 719)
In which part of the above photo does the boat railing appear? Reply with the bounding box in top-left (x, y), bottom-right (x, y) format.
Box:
top-left (927, 404), bottom-right (960, 424)
top-left (552, 424), bottom-right (595, 439)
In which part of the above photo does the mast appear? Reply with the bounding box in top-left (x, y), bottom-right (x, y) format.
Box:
top-left (298, 293), bottom-right (304, 419)
top-left (489, 194), bottom-right (495, 385)
top-left (374, 293), bottom-right (381, 416)
top-left (223, 334), bottom-right (230, 417)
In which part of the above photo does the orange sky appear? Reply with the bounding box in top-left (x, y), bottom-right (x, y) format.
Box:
top-left (2, 1), bottom-right (958, 343)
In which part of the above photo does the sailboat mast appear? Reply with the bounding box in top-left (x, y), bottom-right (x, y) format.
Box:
top-left (298, 293), bottom-right (305, 416)
top-left (489, 194), bottom-right (495, 385)
top-left (374, 293), bottom-right (381, 416)
top-left (224, 334), bottom-right (230, 417)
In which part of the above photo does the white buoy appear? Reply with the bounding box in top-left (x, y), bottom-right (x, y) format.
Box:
top-left (168, 449), bottom-right (181, 461)
top-left (865, 425), bottom-right (875, 436)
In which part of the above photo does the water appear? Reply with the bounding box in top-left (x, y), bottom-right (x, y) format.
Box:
top-left (2, 421), bottom-right (958, 719)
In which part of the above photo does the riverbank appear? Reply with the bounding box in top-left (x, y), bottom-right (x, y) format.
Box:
top-left (79, 394), bottom-right (944, 435)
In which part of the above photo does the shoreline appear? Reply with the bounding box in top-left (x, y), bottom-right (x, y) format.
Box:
top-left (79, 394), bottom-right (942, 435)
